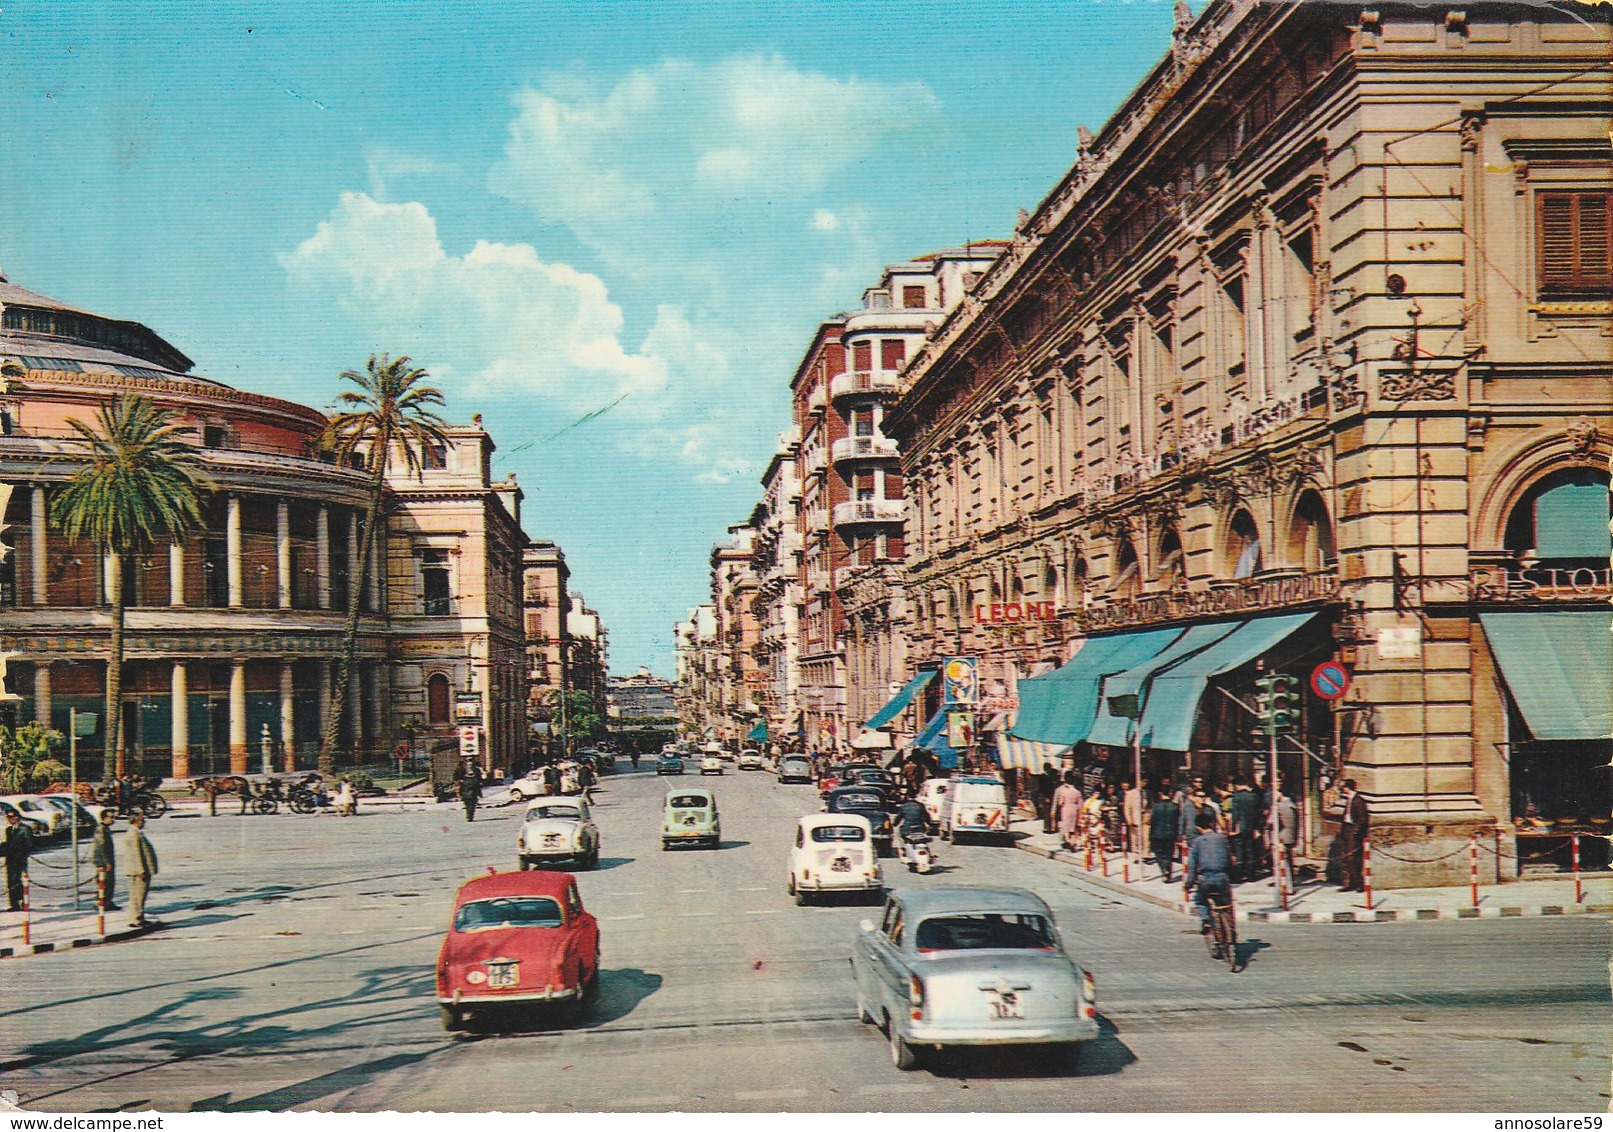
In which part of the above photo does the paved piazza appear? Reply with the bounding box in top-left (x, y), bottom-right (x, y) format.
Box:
top-left (2, 766), bottom-right (1607, 1112)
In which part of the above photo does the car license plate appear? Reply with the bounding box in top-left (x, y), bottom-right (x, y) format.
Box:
top-left (985, 990), bottom-right (1024, 1020)
top-left (545, 833), bottom-right (562, 845)
top-left (487, 963), bottom-right (519, 988)
top-left (831, 857), bottom-right (851, 872)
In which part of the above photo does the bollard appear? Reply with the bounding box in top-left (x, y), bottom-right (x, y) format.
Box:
top-left (1123, 859), bottom-right (1130, 884)
top-left (1101, 844), bottom-right (1109, 877)
top-left (1469, 833), bottom-right (1479, 908)
top-left (21, 872), bottom-right (30, 946)
top-left (1573, 833), bottom-right (1583, 904)
top-left (96, 871), bottom-right (106, 936)
top-left (1084, 840), bottom-right (1093, 871)
top-left (1362, 838), bottom-right (1373, 911)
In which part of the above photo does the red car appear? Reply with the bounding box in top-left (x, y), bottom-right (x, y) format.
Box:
top-left (434, 870), bottom-right (600, 1032)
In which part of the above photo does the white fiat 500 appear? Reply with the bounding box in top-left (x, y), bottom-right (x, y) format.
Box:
top-left (518, 797), bottom-right (600, 871)
top-left (788, 813), bottom-right (882, 905)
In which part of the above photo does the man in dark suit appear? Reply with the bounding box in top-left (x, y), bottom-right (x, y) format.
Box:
top-left (2, 809), bottom-right (33, 911)
top-left (1229, 778), bottom-right (1261, 881)
top-left (1339, 778), bottom-right (1370, 892)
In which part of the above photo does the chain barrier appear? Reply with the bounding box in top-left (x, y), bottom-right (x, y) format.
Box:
top-left (1366, 827), bottom-right (1584, 865)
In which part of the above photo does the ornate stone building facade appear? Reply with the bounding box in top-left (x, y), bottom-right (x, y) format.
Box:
top-left (750, 440), bottom-right (803, 741)
top-left (886, 0), bottom-right (1612, 885)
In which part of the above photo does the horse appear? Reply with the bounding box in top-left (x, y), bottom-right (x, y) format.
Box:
top-left (190, 774), bottom-right (251, 815)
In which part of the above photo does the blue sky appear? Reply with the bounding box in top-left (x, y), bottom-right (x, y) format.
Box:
top-left (1, 0), bottom-right (1177, 676)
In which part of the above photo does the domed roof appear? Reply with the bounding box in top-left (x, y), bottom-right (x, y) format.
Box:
top-left (0, 274), bottom-right (198, 378)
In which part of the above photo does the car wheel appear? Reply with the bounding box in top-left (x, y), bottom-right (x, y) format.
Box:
top-left (856, 995), bottom-right (875, 1025)
top-left (794, 886), bottom-right (808, 906)
top-left (786, 873), bottom-right (797, 896)
top-left (440, 1005), bottom-right (465, 1032)
top-left (888, 1018), bottom-right (920, 1070)
top-left (519, 857), bottom-right (531, 871)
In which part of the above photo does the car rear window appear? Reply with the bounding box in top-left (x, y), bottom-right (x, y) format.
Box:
top-left (454, 896), bottom-right (564, 932)
top-left (809, 824), bottom-right (867, 843)
top-left (668, 794), bottom-right (709, 809)
top-left (914, 913), bottom-right (1055, 952)
top-left (834, 792), bottom-right (883, 809)
top-left (526, 805), bottom-right (580, 821)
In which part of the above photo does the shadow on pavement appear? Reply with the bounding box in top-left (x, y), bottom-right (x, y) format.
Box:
top-left (589, 857), bottom-right (636, 871)
top-left (923, 1015), bottom-right (1135, 1080)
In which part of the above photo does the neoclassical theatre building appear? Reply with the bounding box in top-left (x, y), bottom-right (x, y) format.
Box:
top-left (886, 1), bottom-right (1612, 885)
top-left (0, 276), bottom-right (527, 779)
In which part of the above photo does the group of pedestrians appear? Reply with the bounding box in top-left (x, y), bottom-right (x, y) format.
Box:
top-left (1038, 770), bottom-right (1143, 856)
top-left (1146, 774), bottom-right (1298, 883)
top-left (2, 806), bottom-right (160, 931)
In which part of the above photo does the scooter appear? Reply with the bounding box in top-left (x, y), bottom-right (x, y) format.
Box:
top-left (899, 832), bottom-right (936, 874)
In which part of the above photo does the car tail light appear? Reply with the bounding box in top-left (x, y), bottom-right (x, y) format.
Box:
top-left (908, 974), bottom-right (926, 1020)
top-left (1081, 971), bottom-right (1097, 1019)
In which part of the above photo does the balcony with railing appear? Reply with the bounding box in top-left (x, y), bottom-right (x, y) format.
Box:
top-left (833, 499), bottom-right (904, 527)
top-left (831, 435), bottom-right (900, 465)
top-left (830, 370), bottom-right (900, 404)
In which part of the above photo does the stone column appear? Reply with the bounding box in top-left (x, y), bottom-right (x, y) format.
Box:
top-left (316, 507), bottom-right (331, 610)
top-left (318, 661), bottom-right (332, 749)
top-left (226, 495), bottom-right (243, 608)
top-left (169, 542), bottom-right (185, 606)
top-left (347, 513), bottom-right (361, 612)
top-left (171, 662), bottom-right (190, 779)
top-left (280, 660), bottom-right (296, 772)
top-left (276, 501), bottom-right (292, 609)
top-left (30, 485), bottom-right (47, 605)
top-left (33, 664), bottom-right (50, 727)
top-left (228, 660), bottom-right (248, 773)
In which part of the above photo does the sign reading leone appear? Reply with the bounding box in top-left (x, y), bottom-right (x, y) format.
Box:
top-left (973, 601), bottom-right (1059, 624)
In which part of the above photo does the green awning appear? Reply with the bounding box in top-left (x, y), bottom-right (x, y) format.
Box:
top-left (864, 670), bottom-right (936, 730)
top-left (1139, 612), bottom-right (1323, 752)
top-left (1479, 611), bottom-right (1613, 741)
top-left (746, 720), bottom-right (768, 742)
top-left (1086, 622), bottom-right (1246, 747)
top-left (1010, 628), bottom-right (1183, 744)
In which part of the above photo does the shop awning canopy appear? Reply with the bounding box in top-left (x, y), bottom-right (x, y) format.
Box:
top-left (914, 707), bottom-right (959, 769)
top-left (746, 720), bottom-right (768, 742)
top-left (1009, 628), bottom-right (1183, 744)
top-left (1479, 611), bottom-right (1613, 741)
top-left (863, 671), bottom-right (936, 730)
top-left (1086, 622), bottom-right (1246, 748)
top-left (1138, 611), bottom-right (1322, 752)
top-left (994, 734), bottom-right (1072, 772)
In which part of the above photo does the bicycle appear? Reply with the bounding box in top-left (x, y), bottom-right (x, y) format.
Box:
top-left (1205, 895), bottom-right (1238, 971)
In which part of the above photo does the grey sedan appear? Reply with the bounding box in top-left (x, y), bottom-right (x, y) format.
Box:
top-left (852, 886), bottom-right (1099, 1070)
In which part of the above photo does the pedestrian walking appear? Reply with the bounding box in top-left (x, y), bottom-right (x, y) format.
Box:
top-left (1338, 779), bottom-right (1369, 892)
top-left (1275, 790), bottom-right (1298, 882)
top-left (1149, 789), bottom-right (1180, 882)
top-left (459, 761), bottom-right (483, 823)
top-left (1229, 778), bottom-right (1260, 881)
top-left (2, 808), bottom-right (33, 911)
top-left (123, 812), bottom-right (159, 929)
top-left (92, 809), bottom-right (120, 911)
top-left (1037, 765), bottom-right (1061, 834)
top-left (1053, 773), bottom-right (1083, 851)
top-left (1122, 780), bottom-right (1142, 855)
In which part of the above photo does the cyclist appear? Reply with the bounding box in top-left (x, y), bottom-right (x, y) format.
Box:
top-left (1182, 811), bottom-right (1233, 945)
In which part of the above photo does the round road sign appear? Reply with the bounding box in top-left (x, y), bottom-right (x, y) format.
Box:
top-left (1310, 661), bottom-right (1350, 701)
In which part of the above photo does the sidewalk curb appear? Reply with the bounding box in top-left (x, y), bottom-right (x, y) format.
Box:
top-left (0, 923), bottom-right (148, 959)
top-left (1012, 839), bottom-right (1613, 925)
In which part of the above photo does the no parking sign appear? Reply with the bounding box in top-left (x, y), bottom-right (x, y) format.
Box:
top-left (1310, 661), bottom-right (1351, 701)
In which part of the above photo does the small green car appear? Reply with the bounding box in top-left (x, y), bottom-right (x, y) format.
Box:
top-left (662, 787), bottom-right (721, 850)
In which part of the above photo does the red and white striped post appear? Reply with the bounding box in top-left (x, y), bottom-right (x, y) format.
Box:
top-left (1122, 857), bottom-right (1130, 884)
top-left (1469, 833), bottom-right (1479, 908)
top-left (21, 872), bottom-right (30, 946)
top-left (1573, 833), bottom-right (1583, 904)
top-left (1100, 843), bottom-right (1109, 877)
top-left (1084, 839), bottom-right (1093, 871)
top-left (1362, 838), bottom-right (1373, 911)
top-left (96, 871), bottom-right (106, 936)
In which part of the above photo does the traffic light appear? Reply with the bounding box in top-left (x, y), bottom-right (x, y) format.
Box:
top-left (1253, 675), bottom-right (1276, 734)
top-left (1269, 674), bottom-right (1300, 734)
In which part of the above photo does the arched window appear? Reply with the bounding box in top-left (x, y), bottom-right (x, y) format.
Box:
top-left (1071, 556), bottom-right (1089, 607)
top-left (1010, 572), bottom-right (1025, 602)
top-left (1044, 563), bottom-right (1061, 606)
top-left (1505, 468), bottom-right (1612, 567)
top-left (1288, 490), bottom-right (1337, 571)
top-left (427, 673), bottom-right (451, 724)
top-left (1227, 511), bottom-right (1262, 579)
top-left (1157, 530), bottom-right (1184, 587)
top-left (1112, 543), bottom-right (1141, 599)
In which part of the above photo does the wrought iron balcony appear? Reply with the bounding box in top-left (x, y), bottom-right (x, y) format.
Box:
top-left (833, 499), bottom-right (904, 527)
top-left (830, 370), bottom-right (900, 403)
top-left (831, 435), bottom-right (900, 464)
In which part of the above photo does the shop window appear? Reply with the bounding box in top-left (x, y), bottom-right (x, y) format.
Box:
top-left (1538, 191), bottom-right (1612, 298)
top-left (1505, 468), bottom-right (1612, 565)
top-left (427, 673), bottom-right (451, 724)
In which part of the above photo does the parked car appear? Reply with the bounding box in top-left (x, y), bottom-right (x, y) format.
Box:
top-left (0, 795), bottom-right (68, 838)
top-left (918, 778), bottom-right (951, 831)
top-left (788, 813), bottom-right (881, 905)
top-left (848, 767), bottom-right (899, 796)
top-left (435, 870), bottom-right (600, 1032)
top-left (737, 749), bottom-right (765, 771)
top-left (939, 775), bottom-right (1011, 844)
top-left (506, 770), bottom-right (548, 803)
top-left (851, 886), bottom-right (1099, 1070)
top-left (777, 756), bottom-right (813, 784)
top-left (0, 799), bottom-right (52, 840)
top-left (29, 794), bottom-right (101, 835)
top-left (518, 798), bottom-right (600, 871)
top-left (661, 787), bottom-right (721, 850)
top-left (825, 785), bottom-right (894, 856)
top-left (655, 755), bottom-right (685, 776)
top-left (818, 763), bottom-right (862, 795)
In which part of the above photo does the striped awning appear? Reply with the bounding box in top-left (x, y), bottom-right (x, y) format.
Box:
top-left (994, 734), bottom-right (1072, 772)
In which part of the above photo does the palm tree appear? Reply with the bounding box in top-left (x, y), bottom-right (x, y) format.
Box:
top-left (50, 395), bottom-right (208, 777)
top-left (318, 354), bottom-right (448, 776)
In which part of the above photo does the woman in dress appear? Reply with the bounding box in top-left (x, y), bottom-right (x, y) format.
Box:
top-left (1053, 773), bottom-right (1083, 851)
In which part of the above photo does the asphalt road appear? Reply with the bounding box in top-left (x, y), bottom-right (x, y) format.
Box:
top-left (2, 763), bottom-right (1607, 1112)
